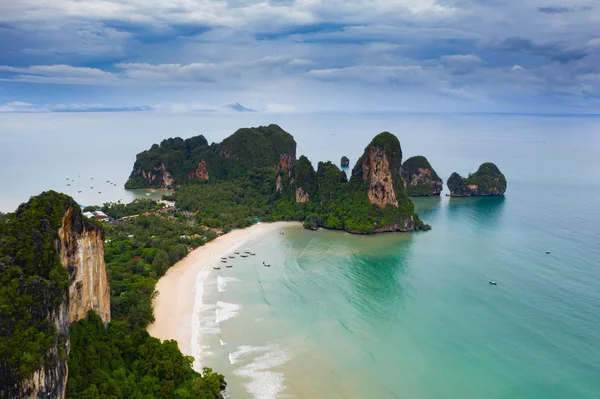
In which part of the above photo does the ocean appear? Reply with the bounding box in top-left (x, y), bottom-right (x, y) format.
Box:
top-left (1, 113), bottom-right (599, 398)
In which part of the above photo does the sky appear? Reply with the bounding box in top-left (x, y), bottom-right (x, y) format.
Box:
top-left (1, 0), bottom-right (599, 114)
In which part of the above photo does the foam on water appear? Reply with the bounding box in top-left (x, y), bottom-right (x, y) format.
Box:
top-left (216, 301), bottom-right (241, 324)
top-left (191, 269), bottom-right (210, 371)
top-left (218, 275), bottom-right (242, 293)
top-left (232, 345), bottom-right (292, 399)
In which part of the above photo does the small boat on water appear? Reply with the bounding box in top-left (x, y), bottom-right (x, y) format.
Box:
top-left (67, 184), bottom-right (71, 186)
top-left (264, 264), bottom-right (271, 267)
top-left (234, 251), bottom-right (240, 254)
top-left (77, 191), bottom-right (82, 193)
top-left (546, 251), bottom-right (551, 254)
top-left (221, 259), bottom-right (227, 263)
top-left (214, 266), bottom-right (221, 270)
top-left (241, 255), bottom-right (248, 258)
top-left (250, 253), bottom-right (256, 256)
top-left (226, 265), bottom-right (233, 268)
top-left (489, 281), bottom-right (497, 286)
top-left (229, 255), bottom-right (235, 259)
top-left (244, 249), bottom-right (250, 254)
top-left (279, 231), bottom-right (285, 235)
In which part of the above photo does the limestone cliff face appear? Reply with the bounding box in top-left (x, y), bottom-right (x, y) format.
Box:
top-left (278, 153), bottom-right (294, 173)
top-left (354, 141), bottom-right (400, 209)
top-left (295, 187), bottom-right (310, 203)
top-left (14, 204), bottom-right (110, 399)
top-left (447, 163), bottom-right (507, 197)
top-left (15, 300), bottom-right (69, 399)
top-left (58, 207), bottom-right (111, 325)
top-left (188, 160), bottom-right (210, 182)
top-left (291, 155), bottom-right (317, 203)
top-left (130, 162), bottom-right (175, 189)
top-left (401, 156), bottom-right (443, 196)
top-left (347, 132), bottom-right (428, 233)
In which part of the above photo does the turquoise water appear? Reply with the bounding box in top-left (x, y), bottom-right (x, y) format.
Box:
top-left (1, 113), bottom-right (599, 398)
top-left (199, 194), bottom-right (600, 398)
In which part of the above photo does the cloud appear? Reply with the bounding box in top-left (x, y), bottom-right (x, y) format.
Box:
top-left (491, 37), bottom-right (589, 63)
top-left (0, 101), bottom-right (150, 112)
top-left (307, 65), bottom-right (426, 83)
top-left (0, 0), bottom-right (600, 112)
top-left (0, 64), bottom-right (116, 84)
top-left (225, 102), bottom-right (256, 112)
top-left (537, 6), bottom-right (593, 14)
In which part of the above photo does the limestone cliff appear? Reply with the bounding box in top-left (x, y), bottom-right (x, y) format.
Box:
top-left (447, 163), bottom-right (507, 197)
top-left (58, 207), bottom-right (111, 325)
top-left (0, 192), bottom-right (110, 399)
top-left (296, 187), bottom-right (310, 203)
top-left (125, 124), bottom-right (296, 189)
top-left (291, 155), bottom-right (317, 203)
top-left (401, 156), bottom-right (443, 196)
top-left (129, 162), bottom-right (175, 189)
top-left (188, 160), bottom-right (210, 182)
top-left (348, 132), bottom-right (428, 232)
top-left (352, 132), bottom-right (403, 209)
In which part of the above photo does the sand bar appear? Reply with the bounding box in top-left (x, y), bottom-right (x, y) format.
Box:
top-left (148, 221), bottom-right (301, 361)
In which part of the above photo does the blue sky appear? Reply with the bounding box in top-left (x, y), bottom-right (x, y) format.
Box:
top-left (1, 0), bottom-right (599, 113)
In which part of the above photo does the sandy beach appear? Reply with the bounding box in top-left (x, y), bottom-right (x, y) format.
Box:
top-left (147, 221), bottom-right (301, 365)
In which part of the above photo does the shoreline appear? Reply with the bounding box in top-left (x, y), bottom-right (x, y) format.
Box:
top-left (147, 221), bottom-right (301, 368)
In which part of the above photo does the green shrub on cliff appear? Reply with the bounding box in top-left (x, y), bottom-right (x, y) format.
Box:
top-left (129, 128), bottom-right (427, 234)
top-left (126, 124), bottom-right (296, 189)
top-left (67, 312), bottom-right (225, 399)
top-left (448, 163), bottom-right (506, 196)
top-left (464, 162), bottom-right (507, 194)
top-left (0, 192), bottom-right (85, 385)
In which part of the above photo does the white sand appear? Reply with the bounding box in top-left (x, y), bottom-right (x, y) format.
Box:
top-left (147, 221), bottom-right (301, 360)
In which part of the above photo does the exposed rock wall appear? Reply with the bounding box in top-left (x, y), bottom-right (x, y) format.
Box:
top-left (360, 146), bottom-right (399, 209)
top-left (188, 160), bottom-right (210, 181)
top-left (132, 162), bottom-right (175, 189)
top-left (401, 156), bottom-right (443, 196)
top-left (14, 206), bottom-right (110, 399)
top-left (296, 187), bottom-right (310, 203)
top-left (58, 208), bottom-right (111, 325)
top-left (447, 163), bottom-right (507, 197)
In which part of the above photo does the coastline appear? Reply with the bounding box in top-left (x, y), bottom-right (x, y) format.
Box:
top-left (147, 221), bottom-right (301, 369)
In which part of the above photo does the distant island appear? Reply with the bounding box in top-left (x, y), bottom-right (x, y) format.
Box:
top-left (126, 124), bottom-right (430, 234)
top-left (401, 156), bottom-right (443, 197)
top-left (341, 156), bottom-right (350, 168)
top-left (447, 163), bottom-right (507, 197)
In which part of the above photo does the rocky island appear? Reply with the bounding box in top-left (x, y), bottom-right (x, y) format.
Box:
top-left (126, 125), bottom-right (430, 234)
top-left (401, 156), bottom-right (443, 196)
top-left (447, 162), bottom-right (507, 196)
top-left (341, 156), bottom-right (350, 168)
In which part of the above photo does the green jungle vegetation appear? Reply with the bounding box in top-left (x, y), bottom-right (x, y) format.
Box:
top-left (125, 124), bottom-right (296, 189)
top-left (0, 192), bottom-right (74, 385)
top-left (0, 193), bottom-right (225, 398)
top-left (464, 162), bottom-right (507, 193)
top-left (402, 155), bottom-right (442, 197)
top-left (133, 128), bottom-right (427, 234)
top-left (447, 162), bottom-right (506, 196)
top-left (67, 200), bottom-right (224, 398)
